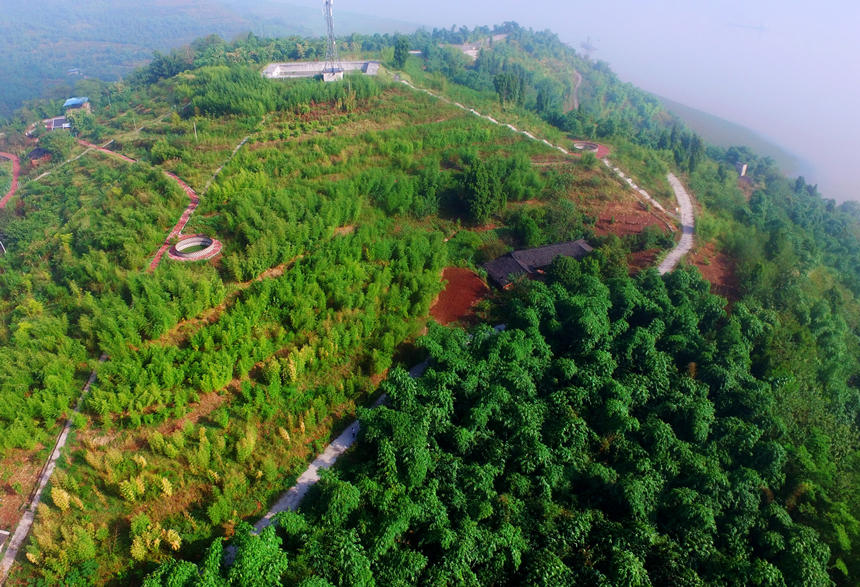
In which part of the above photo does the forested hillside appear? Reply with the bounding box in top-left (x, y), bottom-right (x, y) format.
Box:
top-left (149, 260), bottom-right (834, 585)
top-left (0, 0), bottom-right (414, 122)
top-left (0, 22), bottom-right (856, 586)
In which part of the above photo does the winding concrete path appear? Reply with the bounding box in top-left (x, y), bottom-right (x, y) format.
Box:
top-left (0, 356), bottom-right (106, 583)
top-left (570, 70), bottom-right (583, 111)
top-left (0, 152), bottom-right (20, 209)
top-left (658, 173), bottom-right (695, 274)
top-left (399, 80), bottom-right (676, 218)
top-left (252, 361), bottom-right (429, 533)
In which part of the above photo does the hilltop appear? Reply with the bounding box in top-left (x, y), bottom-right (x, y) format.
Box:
top-left (0, 0), bottom-right (415, 121)
top-left (0, 23), bottom-right (857, 585)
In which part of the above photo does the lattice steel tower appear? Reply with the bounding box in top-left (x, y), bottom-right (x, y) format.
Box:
top-left (322, 0), bottom-right (342, 79)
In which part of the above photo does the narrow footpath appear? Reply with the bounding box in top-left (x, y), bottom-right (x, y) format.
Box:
top-left (0, 356), bottom-right (107, 583)
top-left (147, 172), bottom-right (199, 271)
top-left (0, 152), bottom-right (20, 209)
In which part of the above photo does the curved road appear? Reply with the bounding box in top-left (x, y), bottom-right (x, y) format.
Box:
top-left (399, 79), bottom-right (691, 258)
top-left (0, 152), bottom-right (20, 209)
top-left (658, 173), bottom-right (695, 275)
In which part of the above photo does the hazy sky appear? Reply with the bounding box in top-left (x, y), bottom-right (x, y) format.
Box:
top-left (284, 0), bottom-right (859, 201)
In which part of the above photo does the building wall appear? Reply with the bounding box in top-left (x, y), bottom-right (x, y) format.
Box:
top-left (262, 61), bottom-right (380, 79)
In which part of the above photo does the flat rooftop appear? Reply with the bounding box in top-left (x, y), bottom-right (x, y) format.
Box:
top-left (262, 61), bottom-right (380, 79)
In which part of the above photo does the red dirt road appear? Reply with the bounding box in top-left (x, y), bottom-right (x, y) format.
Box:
top-left (149, 172), bottom-right (200, 270)
top-left (430, 267), bottom-right (490, 325)
top-left (0, 152), bottom-right (20, 209)
top-left (76, 140), bottom-right (200, 271)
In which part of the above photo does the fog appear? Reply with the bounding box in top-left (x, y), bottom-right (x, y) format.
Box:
top-left (284, 0), bottom-right (858, 201)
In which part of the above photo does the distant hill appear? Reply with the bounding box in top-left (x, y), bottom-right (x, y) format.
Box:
top-left (218, 0), bottom-right (417, 38)
top-left (0, 0), bottom-right (416, 120)
top-left (657, 94), bottom-right (815, 180)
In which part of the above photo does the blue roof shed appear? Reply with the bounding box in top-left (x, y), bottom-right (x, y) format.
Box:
top-left (63, 97), bottom-right (89, 108)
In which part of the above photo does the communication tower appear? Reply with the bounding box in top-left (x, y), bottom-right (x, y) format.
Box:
top-left (580, 37), bottom-right (598, 60)
top-left (322, 0), bottom-right (343, 81)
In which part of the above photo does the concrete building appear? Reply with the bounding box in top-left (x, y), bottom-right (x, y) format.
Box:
top-left (262, 61), bottom-right (380, 80)
top-left (43, 116), bottom-right (71, 131)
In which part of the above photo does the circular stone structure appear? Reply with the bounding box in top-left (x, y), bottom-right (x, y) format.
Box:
top-left (573, 141), bottom-right (600, 152)
top-left (168, 234), bottom-right (222, 262)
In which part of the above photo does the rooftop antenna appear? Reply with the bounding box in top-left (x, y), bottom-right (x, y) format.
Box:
top-left (322, 0), bottom-right (343, 81)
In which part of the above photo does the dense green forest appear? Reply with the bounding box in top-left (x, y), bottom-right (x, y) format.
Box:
top-left (148, 260), bottom-right (835, 585)
top-left (0, 22), bottom-right (857, 586)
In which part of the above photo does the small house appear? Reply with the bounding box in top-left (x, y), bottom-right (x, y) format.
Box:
top-left (43, 116), bottom-right (71, 131)
top-left (484, 239), bottom-right (593, 288)
top-left (27, 147), bottom-right (51, 161)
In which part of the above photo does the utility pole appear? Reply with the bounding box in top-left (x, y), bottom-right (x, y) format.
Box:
top-left (322, 0), bottom-right (342, 81)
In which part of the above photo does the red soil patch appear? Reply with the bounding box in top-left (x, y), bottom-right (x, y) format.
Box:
top-left (158, 391), bottom-right (229, 435)
top-left (688, 242), bottom-right (740, 300)
top-left (738, 177), bottom-right (755, 201)
top-left (593, 199), bottom-right (669, 237)
top-left (430, 267), bottom-right (490, 326)
top-left (0, 446), bottom-right (45, 531)
top-left (628, 249), bottom-right (660, 274)
top-left (0, 152), bottom-right (21, 209)
top-left (593, 144), bottom-right (612, 159)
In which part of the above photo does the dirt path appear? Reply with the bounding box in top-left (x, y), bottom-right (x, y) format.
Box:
top-left (0, 152), bottom-right (20, 209)
top-left (0, 356), bottom-right (106, 583)
top-left (658, 173), bottom-right (695, 274)
top-left (77, 137), bottom-right (250, 272)
top-left (252, 360), bottom-right (428, 534)
top-left (147, 172), bottom-right (200, 271)
top-left (570, 69), bottom-right (582, 110)
top-left (75, 140), bottom-right (201, 272)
